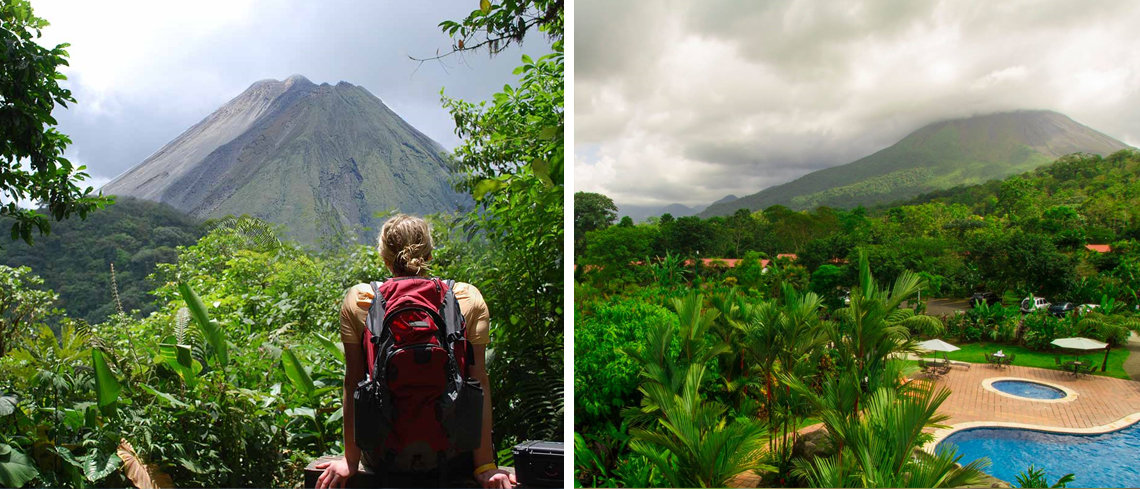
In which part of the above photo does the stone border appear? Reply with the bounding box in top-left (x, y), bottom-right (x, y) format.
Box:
top-left (923, 411), bottom-right (1140, 454)
top-left (980, 377), bottom-right (1078, 404)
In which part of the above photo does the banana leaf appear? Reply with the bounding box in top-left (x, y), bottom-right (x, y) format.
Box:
top-left (91, 350), bottom-right (121, 410)
top-left (179, 282), bottom-right (228, 366)
top-left (281, 348), bottom-right (316, 398)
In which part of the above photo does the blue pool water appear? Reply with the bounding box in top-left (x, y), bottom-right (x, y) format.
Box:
top-left (937, 423), bottom-right (1140, 488)
top-left (991, 380), bottom-right (1067, 399)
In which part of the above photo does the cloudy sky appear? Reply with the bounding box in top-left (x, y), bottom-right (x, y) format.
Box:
top-left (575, 0), bottom-right (1140, 209)
top-left (33, 0), bottom-right (544, 189)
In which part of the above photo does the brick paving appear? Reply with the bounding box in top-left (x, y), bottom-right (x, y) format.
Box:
top-left (923, 362), bottom-right (1140, 429)
top-left (732, 362), bottom-right (1140, 487)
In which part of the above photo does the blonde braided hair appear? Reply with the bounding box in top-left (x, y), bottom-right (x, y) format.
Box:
top-left (378, 214), bottom-right (433, 276)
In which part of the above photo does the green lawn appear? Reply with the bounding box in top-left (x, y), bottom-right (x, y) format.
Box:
top-left (918, 341), bottom-right (1132, 380)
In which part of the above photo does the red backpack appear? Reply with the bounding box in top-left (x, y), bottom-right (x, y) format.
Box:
top-left (353, 277), bottom-right (483, 473)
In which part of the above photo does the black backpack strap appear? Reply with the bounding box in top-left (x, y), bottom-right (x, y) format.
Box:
top-left (365, 281), bottom-right (392, 380)
top-left (365, 281), bottom-right (388, 338)
top-left (441, 279), bottom-right (467, 343)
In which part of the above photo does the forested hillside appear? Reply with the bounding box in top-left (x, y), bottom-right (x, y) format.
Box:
top-left (0, 198), bottom-right (204, 323)
top-left (701, 111), bottom-right (1130, 216)
top-left (576, 149), bottom-right (1140, 488)
top-left (580, 149), bottom-right (1140, 303)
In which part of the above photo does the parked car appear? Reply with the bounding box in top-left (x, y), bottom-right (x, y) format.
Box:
top-left (1049, 302), bottom-right (1076, 317)
top-left (1020, 296), bottom-right (1050, 313)
top-left (970, 291), bottom-right (1000, 307)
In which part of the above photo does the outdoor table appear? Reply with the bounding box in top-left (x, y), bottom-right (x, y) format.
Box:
top-left (992, 351), bottom-right (1006, 368)
top-left (1067, 361), bottom-right (1084, 376)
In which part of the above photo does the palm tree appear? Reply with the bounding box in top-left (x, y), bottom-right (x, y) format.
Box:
top-left (791, 379), bottom-right (988, 488)
top-left (622, 292), bottom-right (727, 423)
top-left (630, 364), bottom-right (773, 488)
top-left (741, 284), bottom-right (829, 481)
top-left (828, 251), bottom-right (943, 414)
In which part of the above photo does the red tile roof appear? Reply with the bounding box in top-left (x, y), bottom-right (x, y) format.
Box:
top-left (1086, 244), bottom-right (1112, 253)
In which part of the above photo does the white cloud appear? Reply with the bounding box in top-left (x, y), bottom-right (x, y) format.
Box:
top-left (575, 0), bottom-right (1140, 208)
top-left (29, 0), bottom-right (546, 182)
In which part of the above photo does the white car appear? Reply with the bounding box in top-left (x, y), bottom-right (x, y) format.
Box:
top-left (1020, 296), bottom-right (1050, 313)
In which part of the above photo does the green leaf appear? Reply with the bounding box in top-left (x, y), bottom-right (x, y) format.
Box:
top-left (0, 395), bottom-right (16, 416)
top-left (473, 179), bottom-right (504, 200)
top-left (0, 443), bottom-right (39, 488)
top-left (179, 282), bottom-right (228, 366)
top-left (82, 449), bottom-right (120, 483)
top-left (91, 349), bottom-right (121, 409)
top-left (141, 385), bottom-right (190, 409)
top-left (538, 125), bottom-right (558, 140)
top-left (315, 333), bottom-right (345, 363)
top-left (531, 159), bottom-right (552, 186)
top-left (479, 0), bottom-right (491, 14)
top-left (158, 343), bottom-right (198, 388)
top-left (176, 457), bottom-right (207, 474)
top-left (281, 349), bottom-right (316, 398)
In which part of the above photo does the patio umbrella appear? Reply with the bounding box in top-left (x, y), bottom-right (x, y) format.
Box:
top-left (1051, 337), bottom-right (1110, 372)
top-left (916, 339), bottom-right (960, 352)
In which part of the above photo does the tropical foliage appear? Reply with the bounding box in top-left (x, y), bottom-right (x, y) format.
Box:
top-left (441, 0), bottom-right (565, 446)
top-left (0, 0), bottom-right (112, 243)
top-left (574, 251), bottom-right (987, 487)
top-left (1, 1), bottom-right (564, 487)
top-left (0, 198), bottom-right (205, 323)
top-left (577, 150), bottom-right (1140, 306)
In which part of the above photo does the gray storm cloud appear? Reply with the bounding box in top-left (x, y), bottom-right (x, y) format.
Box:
top-left (575, 0), bottom-right (1140, 209)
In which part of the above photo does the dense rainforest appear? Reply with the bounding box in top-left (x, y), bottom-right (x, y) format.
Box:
top-left (0, 198), bottom-right (206, 324)
top-left (575, 149), bottom-right (1140, 488)
top-left (0, 1), bottom-right (563, 487)
top-left (577, 149), bottom-right (1140, 305)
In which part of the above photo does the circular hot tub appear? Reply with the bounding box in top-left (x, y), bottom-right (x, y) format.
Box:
top-left (992, 380), bottom-right (1066, 399)
top-left (981, 377), bottom-right (1076, 403)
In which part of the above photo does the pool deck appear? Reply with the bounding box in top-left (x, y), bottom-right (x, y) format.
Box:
top-left (921, 362), bottom-right (1140, 449)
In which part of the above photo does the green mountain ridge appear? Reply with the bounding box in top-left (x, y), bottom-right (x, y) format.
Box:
top-left (102, 75), bottom-right (469, 243)
top-left (0, 198), bottom-right (205, 323)
top-left (701, 110), bottom-right (1131, 217)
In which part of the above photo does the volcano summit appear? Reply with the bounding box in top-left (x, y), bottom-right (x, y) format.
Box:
top-left (103, 75), bottom-right (468, 243)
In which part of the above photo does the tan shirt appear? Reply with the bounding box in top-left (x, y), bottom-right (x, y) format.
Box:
top-left (339, 281), bottom-right (490, 345)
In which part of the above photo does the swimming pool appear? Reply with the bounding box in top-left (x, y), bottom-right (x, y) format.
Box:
top-left (936, 423), bottom-right (1140, 488)
top-left (991, 380), bottom-right (1067, 399)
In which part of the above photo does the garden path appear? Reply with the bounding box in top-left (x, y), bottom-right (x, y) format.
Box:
top-left (1122, 331), bottom-right (1140, 381)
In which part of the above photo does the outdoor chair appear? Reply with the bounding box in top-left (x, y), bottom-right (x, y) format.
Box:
top-left (918, 359), bottom-right (931, 374)
top-left (938, 361), bottom-right (952, 375)
top-left (1079, 362), bottom-right (1097, 376)
top-left (983, 353), bottom-right (995, 366)
top-left (1002, 353), bottom-right (1016, 366)
top-left (1054, 355), bottom-right (1063, 367)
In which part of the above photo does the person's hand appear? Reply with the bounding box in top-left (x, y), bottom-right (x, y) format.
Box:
top-left (475, 467), bottom-right (516, 488)
top-left (314, 458), bottom-right (357, 489)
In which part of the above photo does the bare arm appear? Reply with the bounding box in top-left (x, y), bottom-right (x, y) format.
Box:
top-left (471, 343), bottom-right (494, 468)
top-left (470, 343), bottom-right (515, 487)
top-left (342, 343), bottom-right (366, 467)
top-left (315, 342), bottom-right (367, 489)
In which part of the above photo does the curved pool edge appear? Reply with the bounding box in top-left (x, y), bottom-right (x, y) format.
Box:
top-left (981, 377), bottom-right (1078, 403)
top-left (922, 410), bottom-right (1140, 454)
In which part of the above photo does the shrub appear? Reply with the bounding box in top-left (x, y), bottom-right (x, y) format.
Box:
top-left (1022, 311), bottom-right (1065, 350)
top-left (574, 297), bottom-right (678, 428)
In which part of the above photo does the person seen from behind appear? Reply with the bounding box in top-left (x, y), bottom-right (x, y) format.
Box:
top-left (315, 214), bottom-right (515, 488)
